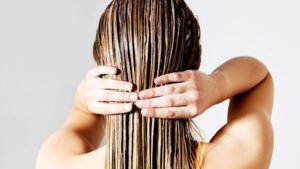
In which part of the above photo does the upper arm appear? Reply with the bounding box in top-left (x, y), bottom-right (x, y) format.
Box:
top-left (204, 72), bottom-right (274, 169)
top-left (36, 94), bottom-right (106, 169)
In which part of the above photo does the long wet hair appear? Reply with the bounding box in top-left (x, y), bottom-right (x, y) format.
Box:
top-left (93, 0), bottom-right (203, 168)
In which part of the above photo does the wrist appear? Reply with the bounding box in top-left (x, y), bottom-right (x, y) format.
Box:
top-left (72, 92), bottom-right (91, 114)
top-left (210, 70), bottom-right (228, 104)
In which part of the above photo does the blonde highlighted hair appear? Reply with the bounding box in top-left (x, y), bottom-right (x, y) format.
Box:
top-left (93, 0), bottom-right (203, 168)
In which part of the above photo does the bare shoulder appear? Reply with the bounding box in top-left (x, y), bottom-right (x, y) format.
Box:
top-left (203, 73), bottom-right (274, 169)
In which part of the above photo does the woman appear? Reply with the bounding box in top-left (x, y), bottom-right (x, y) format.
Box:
top-left (36, 0), bottom-right (274, 168)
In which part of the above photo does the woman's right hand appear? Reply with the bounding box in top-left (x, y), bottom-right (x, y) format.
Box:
top-left (75, 66), bottom-right (138, 115)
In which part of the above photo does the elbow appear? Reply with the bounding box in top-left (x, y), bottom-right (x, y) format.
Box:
top-left (35, 129), bottom-right (71, 169)
top-left (35, 139), bottom-right (60, 169)
top-left (35, 141), bottom-right (54, 169)
top-left (244, 55), bottom-right (270, 74)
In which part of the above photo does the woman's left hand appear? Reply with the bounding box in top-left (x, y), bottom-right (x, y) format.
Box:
top-left (135, 70), bottom-right (221, 119)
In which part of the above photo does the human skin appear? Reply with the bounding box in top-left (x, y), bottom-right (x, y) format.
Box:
top-left (36, 56), bottom-right (274, 169)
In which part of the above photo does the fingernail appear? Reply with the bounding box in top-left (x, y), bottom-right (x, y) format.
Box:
top-left (135, 100), bottom-right (142, 108)
top-left (113, 68), bottom-right (118, 74)
top-left (141, 109), bottom-right (148, 116)
top-left (130, 93), bottom-right (138, 101)
top-left (139, 91), bottom-right (147, 98)
top-left (125, 84), bottom-right (133, 90)
top-left (124, 104), bottom-right (132, 111)
top-left (154, 78), bottom-right (161, 84)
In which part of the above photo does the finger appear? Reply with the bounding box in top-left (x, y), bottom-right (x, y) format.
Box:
top-left (87, 66), bottom-right (118, 78)
top-left (154, 70), bottom-right (194, 85)
top-left (90, 78), bottom-right (134, 91)
top-left (92, 90), bottom-right (138, 102)
top-left (140, 106), bottom-right (194, 119)
top-left (135, 92), bottom-right (191, 108)
top-left (139, 82), bottom-right (188, 99)
top-left (88, 102), bottom-right (133, 115)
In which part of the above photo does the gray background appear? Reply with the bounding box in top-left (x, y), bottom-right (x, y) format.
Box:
top-left (0, 0), bottom-right (299, 168)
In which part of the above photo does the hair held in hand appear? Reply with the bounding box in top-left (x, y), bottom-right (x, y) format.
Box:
top-left (93, 0), bottom-right (203, 168)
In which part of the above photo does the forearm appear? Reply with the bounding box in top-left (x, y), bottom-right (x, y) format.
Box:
top-left (204, 57), bottom-right (274, 168)
top-left (64, 92), bottom-right (106, 148)
top-left (211, 56), bottom-right (269, 103)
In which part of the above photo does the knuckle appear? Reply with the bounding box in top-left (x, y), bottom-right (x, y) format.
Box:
top-left (162, 77), bottom-right (168, 83)
top-left (166, 97), bottom-right (174, 106)
top-left (189, 80), bottom-right (198, 89)
top-left (186, 70), bottom-right (194, 77)
top-left (190, 105), bottom-right (198, 117)
top-left (176, 84), bottom-right (185, 93)
top-left (124, 93), bottom-right (131, 100)
top-left (148, 109), bottom-right (156, 117)
top-left (189, 112), bottom-right (196, 118)
top-left (177, 72), bottom-right (183, 79)
top-left (167, 86), bottom-right (176, 94)
top-left (190, 91), bottom-right (200, 102)
top-left (149, 100), bottom-right (155, 107)
top-left (148, 89), bottom-right (154, 97)
top-left (187, 106), bottom-right (198, 118)
top-left (100, 93), bottom-right (109, 101)
top-left (173, 73), bottom-right (180, 80)
top-left (167, 109), bottom-right (176, 118)
top-left (190, 70), bottom-right (196, 77)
